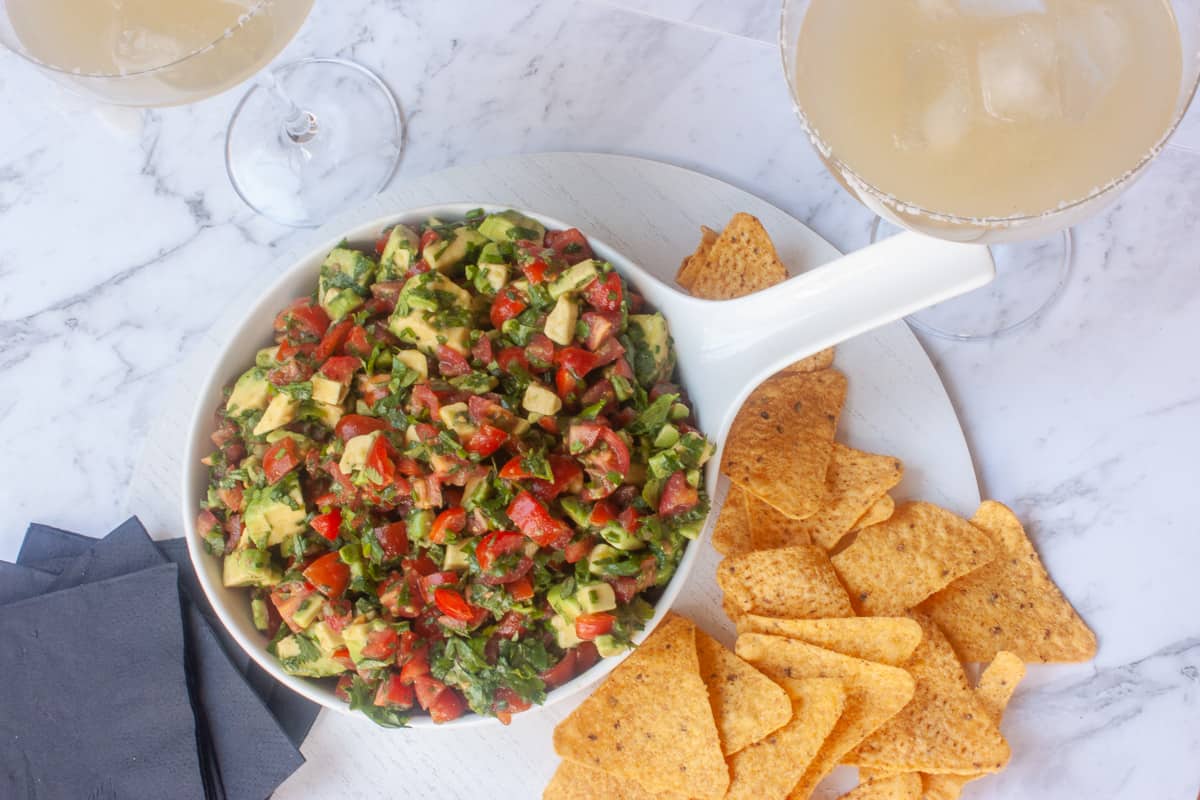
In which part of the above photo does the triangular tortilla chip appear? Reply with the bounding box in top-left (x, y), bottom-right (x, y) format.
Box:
top-left (717, 545), bottom-right (854, 621)
top-left (695, 629), bottom-right (792, 756)
top-left (792, 444), bottom-right (905, 551)
top-left (778, 349), bottom-right (836, 374)
top-left (676, 226), bottom-right (719, 291)
top-left (711, 485), bottom-right (753, 557)
top-left (687, 213), bottom-right (789, 299)
top-left (725, 678), bottom-right (846, 800)
top-left (919, 501), bottom-right (1097, 663)
top-left (734, 634), bottom-right (915, 800)
top-left (845, 614), bottom-right (1010, 775)
top-left (552, 614), bottom-right (729, 799)
top-left (839, 773), bottom-right (922, 800)
top-left (922, 651), bottom-right (1026, 800)
top-left (746, 490), bottom-right (813, 549)
top-left (831, 502), bottom-right (999, 615)
top-left (722, 370), bottom-right (847, 520)
top-left (852, 494), bottom-right (895, 533)
top-left (735, 615), bottom-right (923, 667)
top-left (543, 761), bottom-right (687, 800)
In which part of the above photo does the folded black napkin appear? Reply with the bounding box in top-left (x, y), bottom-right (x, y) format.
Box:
top-left (3, 518), bottom-right (319, 800)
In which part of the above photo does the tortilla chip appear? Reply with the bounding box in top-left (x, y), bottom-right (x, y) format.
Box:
top-left (922, 651), bottom-right (1026, 800)
top-left (676, 226), bottom-right (719, 291)
top-left (735, 634), bottom-right (915, 800)
top-left (717, 545), bottom-right (854, 621)
top-left (687, 213), bottom-right (790, 300)
top-left (846, 614), bottom-right (1010, 775)
top-left (722, 370), bottom-right (847, 520)
top-left (796, 444), bottom-right (905, 551)
top-left (711, 485), bottom-right (753, 557)
top-left (725, 678), bottom-right (846, 800)
top-left (746, 490), bottom-right (813, 550)
top-left (853, 494), bottom-right (895, 532)
top-left (778, 349), bottom-right (836, 374)
top-left (919, 501), bottom-right (1097, 663)
top-left (543, 761), bottom-right (687, 800)
top-left (694, 629), bottom-right (792, 756)
top-left (831, 502), bottom-right (1000, 615)
top-left (552, 614), bottom-right (729, 799)
top-left (839, 773), bottom-right (922, 800)
top-left (735, 615), bottom-right (923, 667)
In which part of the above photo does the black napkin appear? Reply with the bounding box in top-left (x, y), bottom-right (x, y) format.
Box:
top-left (7, 519), bottom-right (313, 800)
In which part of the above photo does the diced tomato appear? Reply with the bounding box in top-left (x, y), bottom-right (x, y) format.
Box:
top-left (556, 367), bottom-right (585, 402)
top-left (324, 600), bottom-right (354, 634)
top-left (303, 552), bottom-right (350, 598)
top-left (433, 588), bottom-right (476, 623)
top-left (539, 650), bottom-right (577, 689)
top-left (464, 423), bottom-right (507, 457)
top-left (419, 229), bottom-right (440, 253)
top-left (525, 334), bottom-right (556, 369)
top-left (498, 347), bottom-right (533, 378)
top-left (580, 311), bottom-right (618, 350)
top-left (437, 344), bottom-right (472, 378)
top-left (274, 297), bottom-right (330, 342)
top-left (508, 576), bottom-right (534, 603)
top-left (270, 582), bottom-right (315, 633)
top-left (589, 499), bottom-right (616, 527)
top-left (471, 335), bottom-right (494, 366)
top-left (659, 471), bottom-right (700, 517)
top-left (429, 507), bottom-right (467, 544)
top-left (362, 627), bottom-right (400, 661)
top-left (376, 521), bottom-right (409, 559)
top-left (574, 612), bottom-right (615, 641)
top-left (499, 455), bottom-right (533, 481)
top-left (609, 576), bottom-right (639, 604)
top-left (262, 437), bottom-right (301, 484)
top-left (556, 347), bottom-right (598, 378)
top-left (378, 571), bottom-right (421, 618)
top-left (583, 272), bottom-right (623, 313)
top-left (507, 491), bottom-right (572, 549)
top-left (412, 383), bottom-right (441, 418)
top-left (564, 535), bottom-right (595, 565)
top-left (609, 357), bottom-right (635, 382)
top-left (216, 486), bottom-right (245, 514)
top-left (475, 531), bottom-right (532, 585)
top-left (590, 337), bottom-right (625, 368)
top-left (356, 373), bottom-right (390, 407)
top-left (267, 348), bottom-right (315, 385)
top-left (428, 687), bottom-right (467, 724)
top-left (365, 435), bottom-right (396, 485)
top-left (579, 379), bottom-right (616, 412)
top-left (335, 674), bottom-right (355, 702)
top-left (575, 641), bottom-right (601, 672)
top-left (335, 414), bottom-right (389, 441)
top-left (311, 509), bottom-right (342, 541)
top-left (529, 455), bottom-right (584, 502)
top-left (419, 570), bottom-right (459, 605)
top-left (490, 288), bottom-right (527, 330)
top-left (369, 280), bottom-right (406, 314)
top-left (492, 686), bottom-right (533, 725)
top-left (374, 673), bottom-right (415, 709)
top-left (544, 228), bottom-right (594, 265)
top-left (568, 422), bottom-right (631, 479)
top-left (320, 355), bottom-right (361, 383)
top-left (521, 260), bottom-right (550, 284)
top-left (412, 474), bottom-right (444, 509)
top-left (412, 675), bottom-right (446, 710)
top-left (617, 506), bottom-right (640, 533)
top-left (344, 325), bottom-right (372, 360)
top-left (315, 319), bottom-right (353, 360)
top-left (400, 645), bottom-right (431, 683)
top-left (404, 555), bottom-right (439, 577)
top-left (374, 230), bottom-right (391, 255)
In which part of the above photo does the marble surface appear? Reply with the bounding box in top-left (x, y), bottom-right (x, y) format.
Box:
top-left (1, 1), bottom-right (1198, 799)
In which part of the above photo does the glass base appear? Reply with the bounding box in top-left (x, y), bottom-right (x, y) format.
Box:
top-left (226, 58), bottom-right (404, 228)
top-left (870, 219), bottom-right (1073, 341)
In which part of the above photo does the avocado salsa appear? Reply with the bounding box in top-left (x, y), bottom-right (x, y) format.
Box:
top-left (198, 210), bottom-right (713, 727)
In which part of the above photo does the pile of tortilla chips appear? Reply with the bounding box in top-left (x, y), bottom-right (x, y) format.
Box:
top-left (543, 214), bottom-right (1097, 799)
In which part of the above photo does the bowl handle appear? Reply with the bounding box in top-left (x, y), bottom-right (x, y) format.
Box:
top-left (667, 231), bottom-right (995, 434)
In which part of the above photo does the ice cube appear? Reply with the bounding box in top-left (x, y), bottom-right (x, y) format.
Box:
top-left (916, 0), bottom-right (956, 19)
top-left (1056, 2), bottom-right (1127, 120)
top-left (922, 82), bottom-right (973, 149)
top-left (958, 0), bottom-right (1047, 16)
top-left (977, 18), bottom-right (1063, 122)
top-left (896, 40), bottom-right (974, 151)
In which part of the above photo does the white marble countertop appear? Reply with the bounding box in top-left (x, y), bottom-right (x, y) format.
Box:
top-left (1, 1), bottom-right (1198, 799)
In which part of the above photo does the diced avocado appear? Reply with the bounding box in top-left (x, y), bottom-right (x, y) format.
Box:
top-left (424, 227), bottom-right (488, 273)
top-left (594, 634), bottom-right (628, 658)
top-left (339, 431), bottom-right (380, 476)
top-left (291, 594), bottom-right (324, 630)
top-left (342, 618), bottom-right (390, 666)
top-left (575, 582), bottom-right (617, 614)
top-left (407, 508), bottom-right (434, 543)
top-left (402, 271), bottom-right (472, 311)
top-left (550, 614), bottom-right (582, 649)
top-left (653, 424), bottom-right (680, 449)
top-left (544, 295), bottom-right (579, 346)
top-left (587, 543), bottom-right (621, 576)
top-left (319, 247), bottom-right (376, 319)
top-left (254, 346), bottom-right (281, 368)
top-left (275, 635), bottom-right (347, 678)
top-left (669, 402), bottom-right (690, 421)
top-left (522, 382), bottom-right (562, 416)
top-left (251, 597), bottom-right (270, 631)
top-left (474, 261), bottom-right (508, 295)
top-left (676, 432), bottom-right (716, 469)
top-left (311, 373), bottom-right (348, 406)
top-left (226, 367), bottom-right (272, 417)
top-left (265, 429), bottom-right (310, 447)
top-left (478, 211), bottom-right (545, 245)
top-left (304, 400), bottom-right (344, 428)
top-left (393, 348), bottom-right (429, 379)
top-left (252, 393), bottom-right (299, 436)
top-left (477, 242), bottom-right (505, 264)
top-left (598, 523), bottom-right (644, 552)
top-left (463, 471), bottom-right (492, 510)
top-left (608, 371), bottom-right (634, 402)
top-left (242, 472), bottom-right (306, 549)
top-left (389, 307), bottom-right (470, 355)
top-left (628, 313), bottom-right (674, 388)
top-left (560, 497), bottom-right (591, 528)
top-left (309, 619), bottom-right (345, 655)
top-left (548, 259), bottom-right (601, 300)
top-left (547, 583), bottom-right (584, 622)
top-left (438, 402), bottom-right (477, 439)
top-left (449, 372), bottom-right (498, 394)
top-left (677, 517), bottom-right (705, 541)
top-left (379, 224), bottom-right (420, 280)
top-left (443, 540), bottom-right (472, 571)
top-left (222, 549), bottom-right (281, 588)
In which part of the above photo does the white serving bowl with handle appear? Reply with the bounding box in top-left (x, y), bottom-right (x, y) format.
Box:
top-left (183, 203), bottom-right (993, 727)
